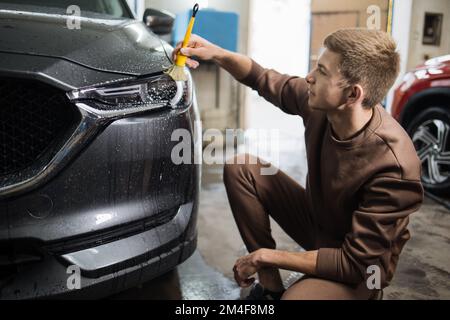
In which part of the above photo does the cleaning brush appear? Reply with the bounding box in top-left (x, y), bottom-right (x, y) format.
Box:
top-left (166, 3), bottom-right (200, 82)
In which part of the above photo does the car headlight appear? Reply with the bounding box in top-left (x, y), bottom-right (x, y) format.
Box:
top-left (67, 70), bottom-right (193, 116)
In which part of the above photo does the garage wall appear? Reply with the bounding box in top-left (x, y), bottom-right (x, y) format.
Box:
top-left (386, 0), bottom-right (413, 112)
top-left (144, 0), bottom-right (249, 54)
top-left (126, 0), bottom-right (145, 18)
top-left (311, 0), bottom-right (389, 30)
top-left (245, 0), bottom-right (310, 137)
top-left (407, 0), bottom-right (450, 70)
top-left (310, 0), bottom-right (389, 69)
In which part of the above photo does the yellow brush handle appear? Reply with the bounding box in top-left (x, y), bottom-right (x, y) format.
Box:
top-left (175, 16), bottom-right (196, 67)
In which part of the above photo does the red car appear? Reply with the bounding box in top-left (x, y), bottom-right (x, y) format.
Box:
top-left (392, 55), bottom-right (450, 195)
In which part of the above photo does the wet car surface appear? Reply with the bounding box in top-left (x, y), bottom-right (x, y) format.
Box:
top-left (0, 0), bottom-right (200, 299)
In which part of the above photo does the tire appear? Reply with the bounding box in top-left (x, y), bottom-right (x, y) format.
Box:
top-left (407, 106), bottom-right (450, 196)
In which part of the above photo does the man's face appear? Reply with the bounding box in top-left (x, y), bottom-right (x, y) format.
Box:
top-left (306, 49), bottom-right (349, 111)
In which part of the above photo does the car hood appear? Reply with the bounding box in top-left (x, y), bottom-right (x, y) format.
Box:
top-left (0, 10), bottom-right (173, 77)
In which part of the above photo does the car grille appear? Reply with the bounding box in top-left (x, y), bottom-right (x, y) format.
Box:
top-left (0, 78), bottom-right (80, 177)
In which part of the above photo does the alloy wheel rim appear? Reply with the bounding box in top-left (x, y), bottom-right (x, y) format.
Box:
top-left (413, 119), bottom-right (450, 185)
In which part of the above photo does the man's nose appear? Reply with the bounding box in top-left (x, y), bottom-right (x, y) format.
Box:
top-left (306, 71), bottom-right (315, 85)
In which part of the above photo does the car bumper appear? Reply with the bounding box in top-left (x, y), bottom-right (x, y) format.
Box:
top-left (0, 99), bottom-right (201, 299)
top-left (0, 222), bottom-right (197, 300)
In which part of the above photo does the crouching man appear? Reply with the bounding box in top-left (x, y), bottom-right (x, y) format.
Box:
top-left (174, 28), bottom-right (424, 300)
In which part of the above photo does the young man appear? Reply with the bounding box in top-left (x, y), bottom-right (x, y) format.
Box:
top-left (174, 28), bottom-right (424, 300)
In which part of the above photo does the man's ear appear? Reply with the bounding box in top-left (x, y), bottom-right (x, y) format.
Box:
top-left (346, 84), bottom-right (364, 105)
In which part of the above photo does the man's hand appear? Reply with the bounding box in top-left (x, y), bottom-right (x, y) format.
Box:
top-left (233, 249), bottom-right (319, 288)
top-left (172, 34), bottom-right (253, 80)
top-left (172, 34), bottom-right (223, 69)
top-left (233, 249), bottom-right (266, 288)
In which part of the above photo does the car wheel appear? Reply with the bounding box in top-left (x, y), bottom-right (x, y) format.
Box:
top-left (407, 107), bottom-right (450, 195)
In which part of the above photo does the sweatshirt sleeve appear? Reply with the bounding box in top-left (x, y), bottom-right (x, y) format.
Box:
top-left (238, 59), bottom-right (312, 121)
top-left (316, 176), bottom-right (424, 287)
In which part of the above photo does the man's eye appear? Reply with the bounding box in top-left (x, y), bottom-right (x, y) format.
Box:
top-left (318, 69), bottom-right (326, 75)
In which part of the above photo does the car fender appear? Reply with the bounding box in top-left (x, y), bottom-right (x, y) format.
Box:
top-left (399, 87), bottom-right (450, 127)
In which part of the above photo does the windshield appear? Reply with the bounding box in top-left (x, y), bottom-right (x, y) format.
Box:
top-left (0, 0), bottom-right (132, 19)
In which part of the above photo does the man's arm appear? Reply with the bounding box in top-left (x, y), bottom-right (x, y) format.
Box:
top-left (214, 50), bottom-right (254, 82)
top-left (315, 176), bottom-right (423, 286)
top-left (173, 34), bottom-right (311, 119)
top-left (234, 176), bottom-right (424, 288)
top-left (233, 248), bottom-right (318, 288)
top-left (258, 250), bottom-right (318, 276)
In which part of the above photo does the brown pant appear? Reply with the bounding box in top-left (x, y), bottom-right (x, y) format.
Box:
top-left (223, 154), bottom-right (377, 300)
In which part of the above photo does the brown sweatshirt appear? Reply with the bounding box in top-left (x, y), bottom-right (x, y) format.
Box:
top-left (240, 60), bottom-right (424, 288)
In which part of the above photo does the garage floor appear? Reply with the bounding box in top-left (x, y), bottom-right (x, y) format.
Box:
top-left (112, 142), bottom-right (450, 300)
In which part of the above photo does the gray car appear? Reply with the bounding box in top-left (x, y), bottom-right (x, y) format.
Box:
top-left (0, 0), bottom-right (201, 299)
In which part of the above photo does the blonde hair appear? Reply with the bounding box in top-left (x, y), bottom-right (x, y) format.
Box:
top-left (324, 28), bottom-right (400, 108)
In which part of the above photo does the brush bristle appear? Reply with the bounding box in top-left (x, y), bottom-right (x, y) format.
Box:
top-left (165, 65), bottom-right (188, 82)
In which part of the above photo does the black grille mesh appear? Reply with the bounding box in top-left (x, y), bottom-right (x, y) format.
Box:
top-left (0, 78), bottom-right (79, 177)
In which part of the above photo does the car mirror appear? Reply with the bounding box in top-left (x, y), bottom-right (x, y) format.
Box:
top-left (143, 8), bottom-right (175, 36)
